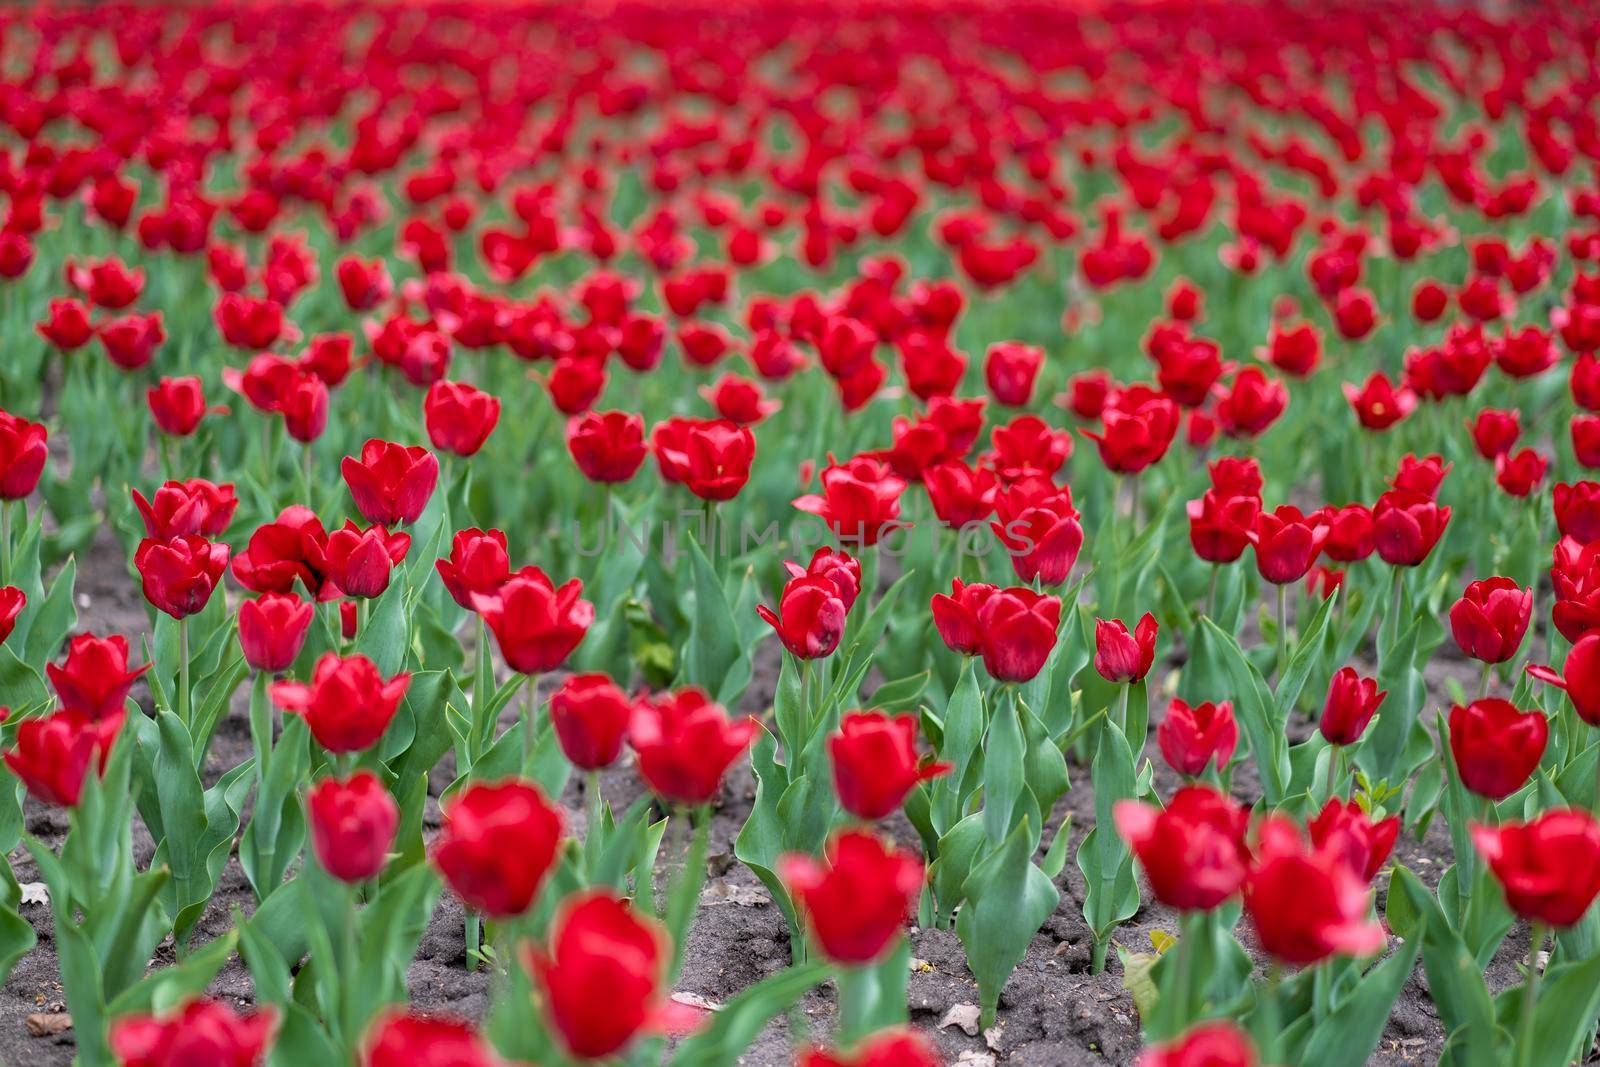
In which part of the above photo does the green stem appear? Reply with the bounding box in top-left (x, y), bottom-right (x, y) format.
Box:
top-left (1517, 924), bottom-right (1547, 1067)
top-left (339, 882), bottom-right (360, 1052)
top-left (1275, 583), bottom-right (1289, 684)
top-left (521, 673), bottom-right (539, 771)
top-left (1478, 661), bottom-right (1493, 701)
top-left (178, 617), bottom-right (191, 729)
top-left (472, 614), bottom-right (493, 760)
top-left (465, 911), bottom-right (482, 972)
top-left (1261, 961), bottom-right (1284, 1064)
top-left (1205, 565), bottom-right (1218, 619)
top-left (0, 499), bottom-right (12, 586)
top-left (835, 964), bottom-right (879, 1048)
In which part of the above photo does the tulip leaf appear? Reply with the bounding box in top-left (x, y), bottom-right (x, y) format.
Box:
top-left (1077, 716), bottom-right (1138, 965)
top-left (358, 581), bottom-right (411, 676)
top-left (666, 960), bottom-right (833, 1067)
top-left (867, 670), bottom-right (930, 713)
top-left (733, 723), bottom-right (798, 932)
top-left (1273, 585), bottom-right (1340, 719)
top-left (932, 659), bottom-right (983, 836)
top-left (981, 688), bottom-right (1026, 845)
top-left (1197, 618), bottom-right (1287, 806)
top-left (1517, 943), bottom-right (1600, 1067)
top-left (0, 646), bottom-right (47, 712)
top-left (21, 555), bottom-right (75, 668)
top-left (957, 814), bottom-right (1059, 1028)
top-left (1294, 941), bottom-right (1420, 1067)
top-left (680, 536), bottom-right (745, 704)
top-left (0, 899), bottom-right (33, 991)
top-left (1391, 865), bottom-right (1507, 1067)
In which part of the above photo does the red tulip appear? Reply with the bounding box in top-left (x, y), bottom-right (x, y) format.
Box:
top-left (1449, 577), bottom-right (1532, 663)
top-left (147, 376), bottom-right (225, 437)
top-left (923, 461), bottom-right (996, 528)
top-left (362, 1013), bottom-right (497, 1067)
top-left (271, 653), bottom-right (410, 754)
top-left (1247, 505), bottom-right (1328, 584)
top-left (433, 778), bottom-right (564, 918)
top-left (336, 255), bottom-right (391, 310)
top-left (1157, 699), bottom-right (1237, 777)
top-left (424, 381), bottom-right (501, 458)
top-left (1215, 367), bottom-right (1288, 438)
top-left (629, 687), bottom-right (757, 805)
top-left (653, 419), bottom-right (755, 501)
top-left (1186, 490), bottom-right (1259, 565)
top-left (109, 999), bottom-right (276, 1067)
top-left (1527, 634), bottom-right (1600, 726)
top-left (1342, 372), bottom-right (1416, 432)
top-left (525, 891), bottom-right (668, 1059)
top-left (1412, 280), bottom-right (1449, 322)
top-left (307, 771), bottom-right (399, 883)
top-left (1265, 322), bottom-right (1320, 377)
top-left (1468, 408), bottom-right (1521, 460)
top-left (1319, 667), bottom-right (1386, 745)
top-left (435, 528), bottom-right (510, 610)
top-left (1372, 490), bottom-right (1450, 567)
top-left (1081, 386), bottom-right (1179, 474)
top-left (1136, 1022), bottom-right (1258, 1067)
top-left (231, 506), bottom-right (335, 600)
top-left (98, 311), bottom-right (165, 370)
top-left (1094, 613), bottom-right (1158, 684)
top-left (0, 410), bottom-right (47, 499)
top-left (1244, 816), bottom-right (1385, 965)
top-left (800, 1030), bottom-right (940, 1067)
top-left (131, 479), bottom-right (237, 539)
top-left (985, 414), bottom-right (1072, 480)
top-left (550, 673), bottom-right (633, 771)
top-left (1332, 288), bottom-right (1378, 340)
top-left (36, 298), bottom-right (93, 350)
top-left (976, 586), bottom-right (1061, 683)
top-left (1493, 448), bottom-right (1548, 497)
top-left (1114, 786), bottom-right (1250, 911)
top-left (930, 579), bottom-right (993, 656)
top-left (237, 593), bottom-right (313, 673)
top-left (324, 521), bottom-right (411, 600)
top-left (568, 412), bottom-right (648, 484)
top-left (991, 480), bottom-right (1084, 585)
top-left (699, 374), bottom-right (780, 425)
top-left (984, 341), bottom-right (1043, 406)
top-left (0, 586), bottom-right (22, 647)
top-left (757, 574), bottom-right (847, 660)
top-left (472, 569), bottom-right (593, 674)
top-left (1448, 698), bottom-right (1548, 800)
top-left (1472, 810), bottom-right (1600, 927)
top-left (781, 829), bottom-right (923, 964)
top-left (135, 535), bottom-right (230, 619)
top-left (793, 456), bottom-right (906, 546)
top-left (1389, 453), bottom-right (1450, 497)
top-left (829, 711), bottom-right (951, 820)
top-left (1318, 504), bottom-right (1375, 563)
top-left (785, 548), bottom-right (862, 613)
top-left (1307, 798), bottom-right (1399, 883)
top-left (279, 372), bottom-right (329, 443)
top-left (341, 439), bottom-right (440, 526)
top-left (3, 708), bottom-right (122, 807)
top-left (1555, 482), bottom-right (1600, 544)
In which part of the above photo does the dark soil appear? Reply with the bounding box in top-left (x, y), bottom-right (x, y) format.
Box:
top-left (0, 525), bottom-right (1551, 1066)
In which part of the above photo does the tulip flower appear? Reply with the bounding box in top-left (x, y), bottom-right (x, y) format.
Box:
top-left (324, 521), bottom-right (411, 600)
top-left (757, 574), bottom-right (847, 660)
top-left (930, 578), bottom-right (995, 657)
top-left (109, 999), bottom-right (276, 1067)
top-left (793, 456), bottom-right (906, 546)
top-left (135, 535), bottom-right (230, 619)
top-left (424, 380), bottom-right (501, 457)
top-left (781, 830), bottom-right (923, 964)
top-left (1247, 505), bottom-right (1328, 584)
top-left (984, 340), bottom-right (1043, 406)
top-left (1157, 699), bottom-right (1237, 777)
top-left (237, 593), bottom-right (313, 674)
top-left (1342, 372), bottom-right (1415, 431)
top-left (1372, 490), bottom-right (1450, 566)
top-left (1187, 491), bottom-right (1258, 565)
top-left (432, 778), bottom-right (564, 918)
top-left (828, 711), bottom-right (951, 821)
top-left (1468, 408), bottom-right (1521, 459)
top-left (568, 412), bottom-right (648, 483)
top-left (98, 310), bottom-right (165, 369)
top-left (1527, 634), bottom-right (1600, 727)
top-left (1243, 816), bottom-right (1385, 965)
top-left (1555, 482), bottom-right (1600, 544)
top-left (307, 771), bottom-right (399, 883)
top-left (1319, 504), bottom-right (1374, 563)
top-left (1094, 613), bottom-right (1158, 684)
top-left (923, 461), bottom-right (997, 528)
top-left (784, 547), bottom-right (862, 612)
top-left (1215, 367), bottom-right (1288, 438)
top-left (278, 372), bottom-right (329, 443)
top-left (629, 687), bottom-right (757, 805)
top-left (0, 586), bottom-right (22, 647)
top-left (131, 479), bottom-right (238, 539)
top-left (990, 480), bottom-right (1084, 585)
top-left (985, 414), bottom-right (1072, 480)
top-left (700, 373), bottom-right (780, 425)
top-left (1494, 448), bottom-right (1548, 497)
top-left (434, 528), bottom-right (511, 610)
top-left (1448, 698), bottom-right (1548, 801)
top-left (0, 410), bottom-right (47, 500)
top-left (335, 255), bottom-right (391, 310)
top-left (341, 439), bottom-right (440, 526)
top-left (231, 506), bottom-right (335, 600)
top-left (3, 708), bottom-right (123, 807)
top-left (472, 568), bottom-right (593, 675)
top-left (1136, 1022), bottom-right (1259, 1067)
top-left (800, 1030), bottom-right (941, 1067)
top-left (36, 298), bottom-right (93, 350)
top-left (147, 376), bottom-right (225, 437)
top-left (1389, 454), bottom-right (1450, 497)
top-left (1114, 786), bottom-right (1250, 911)
top-left (271, 653), bottom-right (410, 754)
top-left (1319, 667), bottom-right (1386, 746)
top-left (549, 673), bottom-right (634, 770)
top-left (1472, 810), bottom-right (1600, 927)
top-left (654, 419), bottom-right (756, 501)
top-left (1081, 386), bottom-right (1179, 474)
top-left (363, 1013), bottom-right (497, 1067)
top-left (1448, 577), bottom-right (1532, 665)
top-left (976, 586), bottom-right (1061, 683)
top-left (525, 891), bottom-right (669, 1059)
top-left (1307, 798), bottom-right (1399, 883)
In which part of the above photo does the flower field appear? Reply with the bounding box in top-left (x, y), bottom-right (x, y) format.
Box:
top-left (0, 0), bottom-right (1598, 1064)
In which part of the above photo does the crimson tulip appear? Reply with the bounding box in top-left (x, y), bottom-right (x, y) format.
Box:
top-left (1319, 667), bottom-right (1386, 745)
top-left (793, 456), bottom-right (906, 545)
top-left (472, 568), bottom-right (593, 674)
top-left (1448, 577), bottom-right (1532, 664)
top-left (1137, 1022), bottom-right (1258, 1067)
top-left (0, 411), bottom-right (47, 499)
top-left (757, 574), bottom-right (847, 660)
top-left (1114, 786), bottom-right (1249, 911)
top-left (1527, 634), bottom-right (1600, 726)
top-left (1094, 613), bottom-right (1158, 684)
top-left (984, 340), bottom-right (1043, 406)
top-left (237, 593), bottom-right (313, 673)
top-left (800, 1030), bottom-right (940, 1067)
top-left (568, 412), bottom-right (648, 483)
top-left (976, 586), bottom-right (1060, 683)
top-left (784, 547), bottom-right (862, 612)
top-left (362, 1013), bottom-right (497, 1067)
top-left (435, 529), bottom-right (510, 611)
top-left (991, 480), bottom-right (1084, 585)
top-left (1247, 505), bottom-right (1327, 584)
top-left (307, 771), bottom-right (399, 883)
top-left (341, 439), bottom-right (440, 526)
top-left (231, 506), bottom-right (334, 600)
top-left (131, 479), bottom-right (237, 539)
top-left (433, 778), bottom-right (564, 918)
top-left (549, 673), bottom-right (633, 770)
top-left (829, 711), bottom-right (951, 820)
top-left (109, 999), bottom-right (276, 1067)
top-left (1448, 698), bottom-right (1548, 800)
top-left (271, 653), bottom-right (410, 754)
top-left (781, 829), bottom-right (923, 964)
top-left (1372, 490), bottom-right (1450, 567)
top-left (324, 521), bottom-right (411, 600)
top-left (3, 708), bottom-right (122, 807)
top-left (1308, 798), bottom-right (1399, 883)
top-left (1473, 810), bottom-right (1600, 927)
top-left (1157, 699), bottom-right (1237, 777)
top-left (425, 380), bottom-right (501, 457)
top-left (629, 687), bottom-right (757, 805)
top-left (135, 535), bottom-right (230, 619)
top-left (1244, 816), bottom-right (1385, 965)
top-left (930, 578), bottom-right (994, 656)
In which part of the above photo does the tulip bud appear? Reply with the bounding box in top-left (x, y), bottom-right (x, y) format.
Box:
top-left (134, 535), bottom-right (230, 619)
top-left (238, 593), bottom-right (313, 674)
top-left (1094, 613), bottom-right (1158, 684)
top-left (307, 771), bottom-right (399, 883)
top-left (425, 380), bottom-right (501, 458)
top-left (1319, 667), bottom-right (1386, 746)
top-left (1156, 699), bottom-right (1237, 777)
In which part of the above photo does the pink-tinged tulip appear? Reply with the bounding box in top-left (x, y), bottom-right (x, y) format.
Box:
top-left (341, 439), bottom-right (439, 526)
top-left (472, 569), bottom-right (593, 674)
top-left (793, 457), bottom-right (906, 546)
top-left (1244, 817), bottom-right (1385, 965)
top-left (135, 535), bottom-right (230, 619)
top-left (930, 579), bottom-right (995, 657)
top-left (324, 522), bottom-right (411, 600)
top-left (238, 593), bottom-right (313, 674)
top-left (757, 575), bottom-right (847, 660)
top-left (569, 412), bottom-right (648, 483)
top-left (109, 999), bottom-right (276, 1067)
top-left (1372, 490), bottom-right (1450, 567)
top-left (784, 548), bottom-right (862, 613)
top-left (629, 688), bottom-right (757, 805)
top-left (3, 708), bottom-right (122, 807)
top-left (1247, 506), bottom-right (1328, 584)
top-left (800, 1030), bottom-right (941, 1067)
top-left (1136, 1022), bottom-right (1258, 1067)
top-left (1319, 667), bottom-right (1386, 745)
top-left (1094, 613), bottom-right (1158, 684)
top-left (1157, 699), bottom-right (1237, 777)
top-left (435, 528), bottom-right (510, 610)
top-left (0, 411), bottom-right (47, 499)
top-left (984, 341), bottom-right (1044, 406)
top-left (1448, 699), bottom-right (1548, 800)
top-left (1308, 798), bottom-right (1399, 883)
top-left (829, 711), bottom-right (951, 820)
top-left (1448, 577), bottom-right (1532, 664)
top-left (991, 480), bottom-right (1084, 585)
top-left (424, 381), bottom-right (501, 458)
top-left (977, 586), bottom-right (1061, 683)
top-left (1527, 634), bottom-right (1600, 727)
top-left (131, 480), bottom-right (238, 539)
top-left (1114, 786), bottom-right (1249, 911)
top-left (307, 771), bottom-right (399, 884)
top-left (525, 891), bottom-right (669, 1060)
top-left (362, 1013), bottom-right (497, 1067)
top-left (781, 830), bottom-right (923, 964)
top-left (1473, 810), bottom-right (1600, 927)
top-left (147, 377), bottom-right (226, 438)
top-left (271, 653), bottom-right (410, 754)
top-left (550, 674), bottom-right (633, 771)
top-left (432, 778), bottom-right (564, 918)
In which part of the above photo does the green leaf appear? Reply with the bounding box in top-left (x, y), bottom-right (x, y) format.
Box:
top-left (680, 537), bottom-right (744, 702)
top-left (666, 961), bottom-right (834, 1067)
top-left (1295, 942), bottom-right (1420, 1067)
top-left (357, 581), bottom-right (411, 676)
top-left (1077, 717), bottom-right (1138, 951)
top-left (1197, 618), bottom-right (1287, 806)
top-left (957, 815), bottom-right (1059, 1028)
